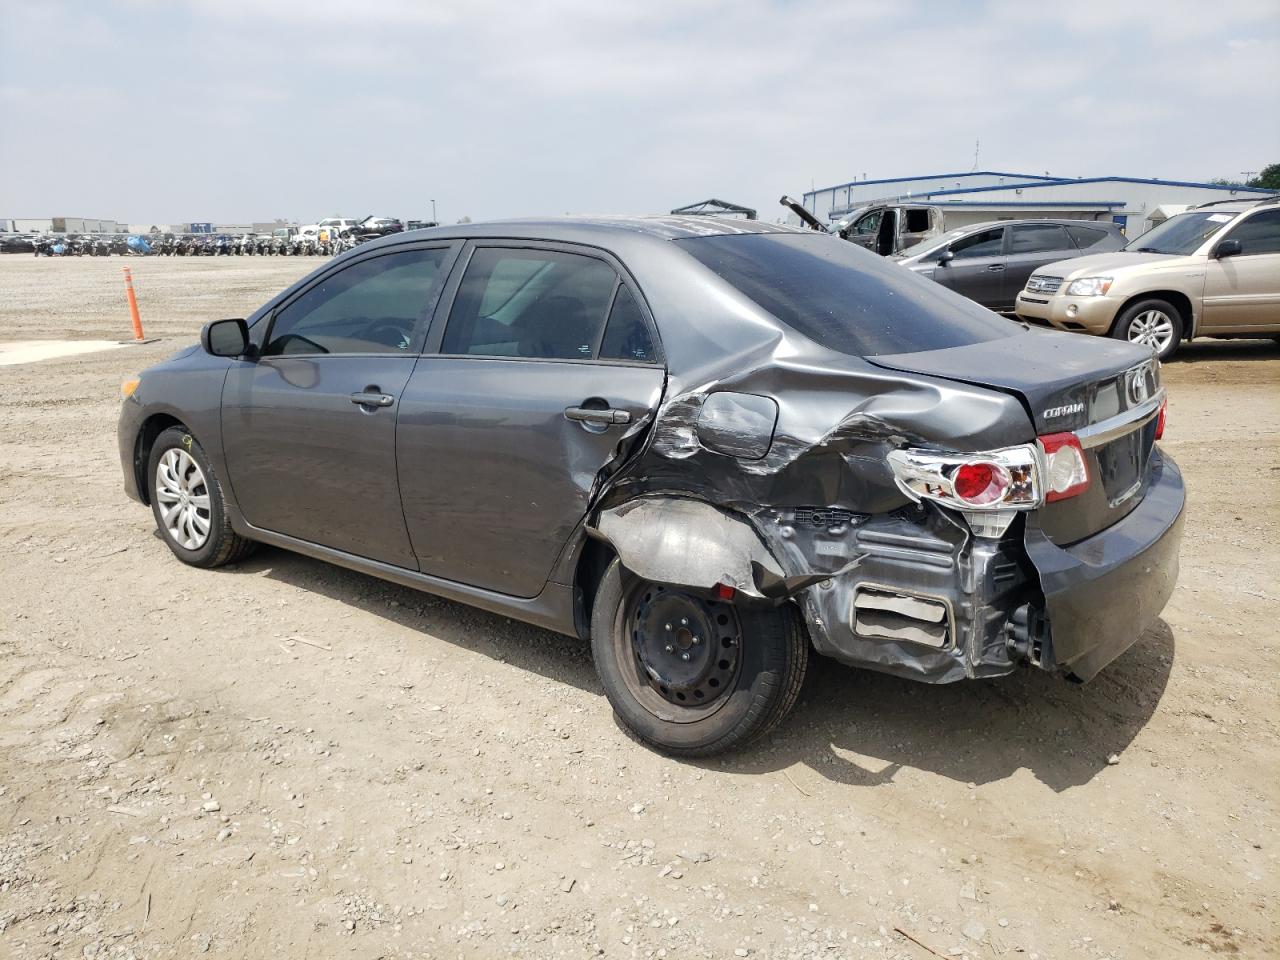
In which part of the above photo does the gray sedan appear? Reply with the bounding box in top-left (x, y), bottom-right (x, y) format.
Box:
top-left (118, 217), bottom-right (1182, 756)
top-left (895, 219), bottom-right (1126, 311)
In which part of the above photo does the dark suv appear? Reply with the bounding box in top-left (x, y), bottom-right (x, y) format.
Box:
top-left (895, 219), bottom-right (1126, 312)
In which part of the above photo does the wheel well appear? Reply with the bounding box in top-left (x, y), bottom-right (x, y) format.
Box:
top-left (134, 414), bottom-right (187, 504)
top-left (1109, 290), bottom-right (1194, 340)
top-left (572, 537), bottom-right (617, 641)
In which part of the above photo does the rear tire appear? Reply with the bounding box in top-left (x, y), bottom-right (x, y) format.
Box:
top-left (147, 427), bottom-right (255, 568)
top-left (1111, 298), bottom-right (1184, 360)
top-left (590, 559), bottom-right (808, 756)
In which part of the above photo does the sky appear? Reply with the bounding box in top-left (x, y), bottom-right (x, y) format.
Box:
top-left (1, 0), bottom-right (1278, 225)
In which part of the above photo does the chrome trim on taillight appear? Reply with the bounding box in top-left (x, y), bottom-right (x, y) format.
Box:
top-left (887, 445), bottom-right (1041, 512)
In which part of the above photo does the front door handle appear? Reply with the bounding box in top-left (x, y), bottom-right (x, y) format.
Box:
top-left (986, 263), bottom-right (1006, 272)
top-left (564, 406), bottom-right (631, 425)
top-left (350, 391), bottom-right (395, 407)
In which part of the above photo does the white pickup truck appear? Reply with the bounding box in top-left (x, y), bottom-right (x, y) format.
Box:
top-left (296, 218), bottom-right (360, 243)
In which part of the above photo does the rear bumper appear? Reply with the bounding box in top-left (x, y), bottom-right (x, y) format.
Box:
top-left (1024, 447), bottom-right (1185, 681)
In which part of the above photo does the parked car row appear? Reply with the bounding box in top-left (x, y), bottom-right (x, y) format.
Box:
top-left (785, 194), bottom-right (1280, 360)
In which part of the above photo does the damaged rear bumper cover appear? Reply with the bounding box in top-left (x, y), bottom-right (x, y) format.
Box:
top-left (593, 449), bottom-right (1184, 686)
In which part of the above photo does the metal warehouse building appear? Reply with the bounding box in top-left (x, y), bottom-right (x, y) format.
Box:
top-left (2, 217), bottom-right (129, 234)
top-left (800, 171), bottom-right (1277, 235)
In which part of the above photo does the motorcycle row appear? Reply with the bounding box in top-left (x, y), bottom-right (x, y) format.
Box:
top-left (10, 233), bottom-right (363, 258)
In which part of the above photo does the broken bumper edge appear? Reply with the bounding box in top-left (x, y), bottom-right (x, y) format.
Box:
top-left (1025, 448), bottom-right (1185, 682)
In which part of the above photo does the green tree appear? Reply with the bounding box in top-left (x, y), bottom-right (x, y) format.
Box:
top-left (1250, 164), bottom-right (1280, 190)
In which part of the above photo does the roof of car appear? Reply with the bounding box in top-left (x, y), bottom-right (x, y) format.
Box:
top-left (391, 216), bottom-right (812, 244)
top-left (949, 218), bottom-right (1121, 233)
top-left (1188, 197), bottom-right (1278, 213)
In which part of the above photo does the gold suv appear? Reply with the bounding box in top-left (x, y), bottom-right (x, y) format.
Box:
top-left (1014, 197), bottom-right (1280, 359)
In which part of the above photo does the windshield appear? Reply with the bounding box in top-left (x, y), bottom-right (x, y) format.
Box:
top-left (829, 206), bottom-right (870, 234)
top-left (1124, 211), bottom-right (1236, 255)
top-left (678, 232), bottom-right (1021, 358)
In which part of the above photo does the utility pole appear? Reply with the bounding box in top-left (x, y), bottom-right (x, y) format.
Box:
top-left (431, 199), bottom-right (437, 225)
top-left (1240, 171), bottom-right (1258, 184)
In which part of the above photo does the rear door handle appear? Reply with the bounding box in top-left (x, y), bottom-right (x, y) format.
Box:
top-left (350, 391), bottom-right (395, 407)
top-left (564, 406), bottom-right (630, 425)
top-left (986, 263), bottom-right (1006, 272)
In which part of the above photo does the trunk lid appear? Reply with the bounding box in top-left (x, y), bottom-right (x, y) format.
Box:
top-left (869, 328), bottom-right (1162, 544)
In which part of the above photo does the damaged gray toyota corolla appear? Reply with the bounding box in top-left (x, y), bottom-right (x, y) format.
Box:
top-left (118, 216), bottom-right (1184, 756)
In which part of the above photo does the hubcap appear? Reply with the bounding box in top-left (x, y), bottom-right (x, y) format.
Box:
top-left (1127, 309), bottom-right (1175, 353)
top-left (619, 582), bottom-right (741, 721)
top-left (156, 448), bottom-right (212, 550)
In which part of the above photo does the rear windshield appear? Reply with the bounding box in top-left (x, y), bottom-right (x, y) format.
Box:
top-left (678, 232), bottom-right (1020, 357)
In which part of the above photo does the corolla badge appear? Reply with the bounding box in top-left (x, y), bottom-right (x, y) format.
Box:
top-left (1043, 402), bottom-right (1085, 419)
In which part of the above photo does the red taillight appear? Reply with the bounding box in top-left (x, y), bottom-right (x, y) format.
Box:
top-left (1155, 397), bottom-right (1167, 440)
top-left (1037, 432), bottom-right (1090, 502)
top-left (952, 461), bottom-right (1010, 506)
top-left (714, 582), bottom-right (736, 601)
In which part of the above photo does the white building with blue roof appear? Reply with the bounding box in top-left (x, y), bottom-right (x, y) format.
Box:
top-left (800, 171), bottom-right (1276, 236)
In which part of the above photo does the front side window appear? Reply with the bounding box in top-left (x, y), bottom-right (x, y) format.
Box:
top-left (679, 232), bottom-right (1019, 358)
top-left (263, 248), bottom-right (448, 356)
top-left (441, 248), bottom-right (618, 359)
top-left (1221, 209), bottom-right (1280, 255)
top-left (949, 227), bottom-right (1004, 259)
top-left (1125, 211), bottom-right (1235, 255)
top-left (1009, 223), bottom-right (1072, 254)
top-left (852, 211), bottom-right (882, 236)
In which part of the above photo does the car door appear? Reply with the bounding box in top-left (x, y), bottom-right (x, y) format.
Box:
top-left (396, 242), bottom-right (666, 598)
top-left (221, 243), bottom-right (458, 567)
top-left (844, 209), bottom-right (883, 250)
top-left (931, 225), bottom-right (1007, 308)
top-left (1003, 223), bottom-right (1078, 310)
top-left (1202, 209), bottom-right (1280, 332)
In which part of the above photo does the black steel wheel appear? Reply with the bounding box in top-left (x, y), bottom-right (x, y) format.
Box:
top-left (590, 559), bottom-right (808, 756)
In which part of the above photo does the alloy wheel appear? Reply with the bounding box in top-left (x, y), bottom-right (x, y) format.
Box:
top-left (155, 448), bottom-right (212, 550)
top-left (1126, 309), bottom-right (1175, 353)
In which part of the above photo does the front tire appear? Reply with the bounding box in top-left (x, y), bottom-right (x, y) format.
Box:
top-left (590, 559), bottom-right (808, 756)
top-left (147, 427), bottom-right (255, 568)
top-left (1111, 298), bottom-right (1184, 360)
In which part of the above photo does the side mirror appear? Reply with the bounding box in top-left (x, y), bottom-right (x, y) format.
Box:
top-left (936, 249), bottom-right (954, 265)
top-left (201, 318), bottom-right (250, 358)
top-left (1213, 239), bottom-right (1242, 259)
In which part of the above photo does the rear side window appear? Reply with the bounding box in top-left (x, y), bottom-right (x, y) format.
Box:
top-left (1066, 224), bottom-right (1111, 248)
top-left (904, 208), bottom-right (932, 232)
top-left (442, 248), bottom-right (617, 359)
top-left (679, 232), bottom-right (1019, 358)
top-left (599, 285), bottom-right (658, 362)
top-left (1222, 210), bottom-right (1280, 255)
top-left (1009, 223), bottom-right (1072, 253)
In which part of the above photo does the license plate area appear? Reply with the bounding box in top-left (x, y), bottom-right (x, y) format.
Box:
top-left (1094, 418), bottom-right (1157, 507)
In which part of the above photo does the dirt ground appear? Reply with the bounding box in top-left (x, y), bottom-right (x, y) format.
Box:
top-left (0, 254), bottom-right (1276, 960)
